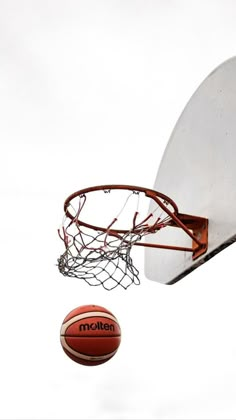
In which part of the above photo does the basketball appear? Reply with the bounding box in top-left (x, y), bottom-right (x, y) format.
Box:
top-left (60, 304), bottom-right (121, 366)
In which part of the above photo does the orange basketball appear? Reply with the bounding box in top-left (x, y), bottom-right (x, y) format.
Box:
top-left (60, 304), bottom-right (121, 366)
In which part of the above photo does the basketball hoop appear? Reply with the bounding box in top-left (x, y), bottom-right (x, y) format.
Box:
top-left (57, 185), bottom-right (208, 290)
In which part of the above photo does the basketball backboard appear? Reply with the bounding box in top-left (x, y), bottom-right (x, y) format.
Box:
top-left (145, 56), bottom-right (236, 284)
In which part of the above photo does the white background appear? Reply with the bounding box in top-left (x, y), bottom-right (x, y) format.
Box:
top-left (1, 1), bottom-right (236, 419)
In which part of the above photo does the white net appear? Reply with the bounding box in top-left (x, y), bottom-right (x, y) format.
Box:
top-left (57, 187), bottom-right (175, 290)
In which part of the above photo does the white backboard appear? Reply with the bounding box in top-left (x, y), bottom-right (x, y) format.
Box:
top-left (145, 57), bottom-right (236, 284)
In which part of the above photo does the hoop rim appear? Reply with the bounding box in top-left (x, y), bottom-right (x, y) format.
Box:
top-left (63, 184), bottom-right (179, 234)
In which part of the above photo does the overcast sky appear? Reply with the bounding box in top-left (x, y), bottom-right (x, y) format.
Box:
top-left (1, 1), bottom-right (236, 419)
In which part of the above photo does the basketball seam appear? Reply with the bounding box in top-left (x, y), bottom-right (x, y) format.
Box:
top-left (61, 334), bottom-right (121, 338)
top-left (64, 310), bottom-right (114, 322)
top-left (61, 336), bottom-right (118, 360)
top-left (63, 346), bottom-right (118, 358)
